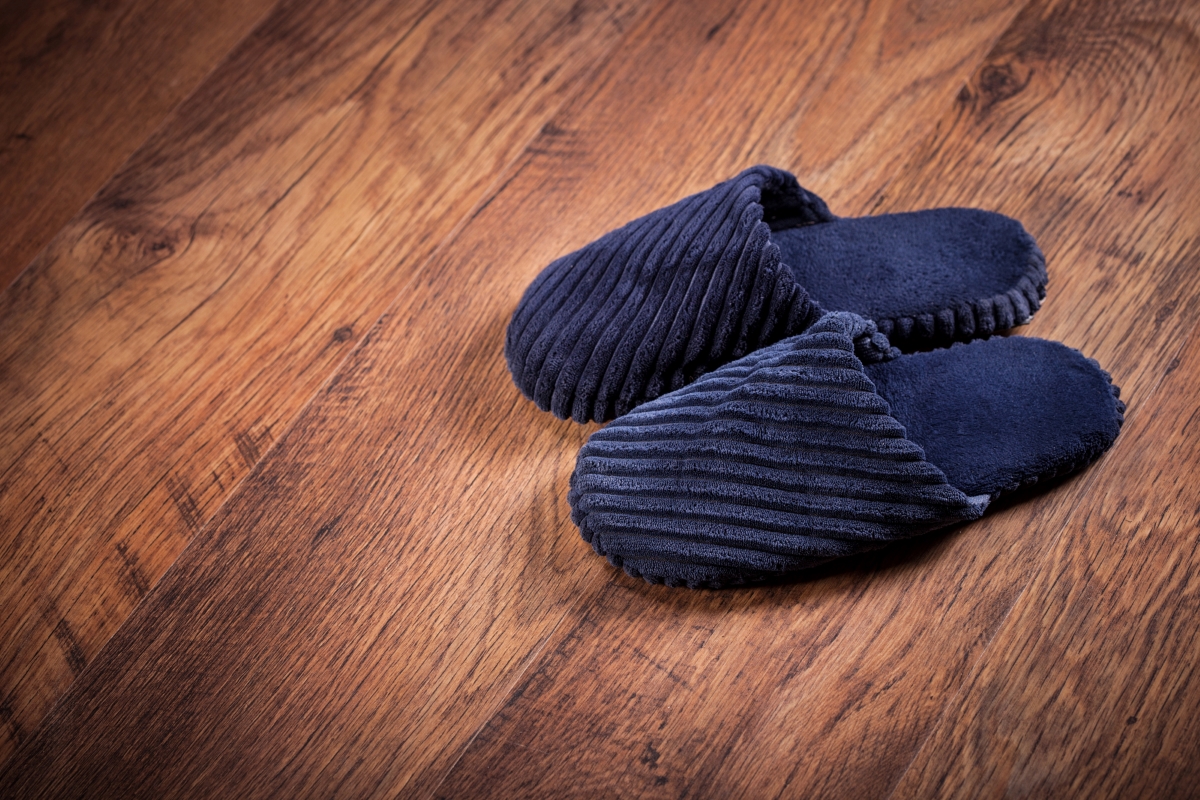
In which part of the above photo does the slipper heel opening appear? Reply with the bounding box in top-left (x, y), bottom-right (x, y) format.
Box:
top-left (776, 208), bottom-right (1046, 350)
top-left (864, 336), bottom-right (1124, 501)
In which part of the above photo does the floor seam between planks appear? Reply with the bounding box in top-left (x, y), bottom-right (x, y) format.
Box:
top-left (424, 613), bottom-right (572, 798)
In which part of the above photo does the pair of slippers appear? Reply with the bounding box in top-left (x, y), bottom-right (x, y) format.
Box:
top-left (506, 166), bottom-right (1124, 588)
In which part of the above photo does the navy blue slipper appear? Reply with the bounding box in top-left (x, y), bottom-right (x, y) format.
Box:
top-left (506, 166), bottom-right (1046, 423)
top-left (569, 313), bottom-right (1123, 589)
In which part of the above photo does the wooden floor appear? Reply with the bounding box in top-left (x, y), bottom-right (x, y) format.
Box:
top-left (1, 0), bottom-right (1198, 796)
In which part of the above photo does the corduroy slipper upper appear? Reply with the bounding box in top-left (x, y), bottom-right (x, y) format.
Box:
top-left (569, 313), bottom-right (1123, 589)
top-left (506, 166), bottom-right (1047, 423)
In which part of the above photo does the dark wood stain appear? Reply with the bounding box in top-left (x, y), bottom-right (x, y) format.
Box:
top-left (165, 475), bottom-right (203, 534)
top-left (49, 621), bottom-right (86, 678)
top-left (113, 541), bottom-right (150, 600)
top-left (0, 696), bottom-right (23, 749)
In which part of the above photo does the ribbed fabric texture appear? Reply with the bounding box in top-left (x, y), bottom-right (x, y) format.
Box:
top-left (569, 313), bottom-right (988, 589)
top-left (506, 166), bottom-right (829, 423)
top-left (506, 165), bottom-right (1049, 423)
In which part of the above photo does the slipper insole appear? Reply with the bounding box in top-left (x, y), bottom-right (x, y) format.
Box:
top-left (776, 208), bottom-right (1037, 321)
top-left (864, 336), bottom-right (1124, 499)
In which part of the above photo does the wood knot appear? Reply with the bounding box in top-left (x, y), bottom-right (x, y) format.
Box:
top-left (974, 63), bottom-right (1030, 111)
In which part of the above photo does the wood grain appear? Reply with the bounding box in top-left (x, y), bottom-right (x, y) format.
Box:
top-left (0, 0), bottom-right (278, 289)
top-left (894, 317), bottom-right (1200, 798)
top-left (5, 0), bottom-right (1199, 796)
top-left (886, 7), bottom-right (1200, 792)
top-left (0, 0), bottom-right (1028, 796)
top-left (435, 0), bottom-right (1200, 796)
top-left (0, 0), bottom-right (645, 768)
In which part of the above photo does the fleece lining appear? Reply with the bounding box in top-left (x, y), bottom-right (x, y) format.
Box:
top-left (866, 337), bottom-right (1124, 499)
top-left (569, 313), bottom-right (1124, 589)
top-left (778, 207), bottom-right (1047, 349)
top-left (507, 166), bottom-right (1046, 423)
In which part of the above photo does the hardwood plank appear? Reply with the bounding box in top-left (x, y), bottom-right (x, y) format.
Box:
top-left (0, 0), bottom-right (1026, 796)
top-left (0, 0), bottom-right (646, 768)
top-left (434, 0), bottom-right (1200, 796)
top-left (0, 0), bottom-right (278, 290)
top-left (887, 10), bottom-right (1200, 791)
top-left (892, 327), bottom-right (1200, 798)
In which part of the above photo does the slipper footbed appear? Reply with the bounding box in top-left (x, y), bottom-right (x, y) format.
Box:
top-left (865, 335), bottom-right (1125, 499)
top-left (777, 207), bottom-right (1045, 348)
